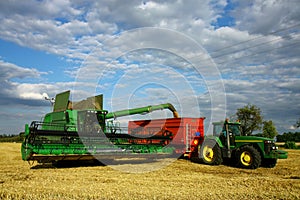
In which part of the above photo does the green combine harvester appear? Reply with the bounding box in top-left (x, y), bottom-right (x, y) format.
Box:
top-left (21, 91), bottom-right (179, 163)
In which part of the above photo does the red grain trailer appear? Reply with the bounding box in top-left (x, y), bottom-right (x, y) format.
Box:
top-left (128, 117), bottom-right (205, 158)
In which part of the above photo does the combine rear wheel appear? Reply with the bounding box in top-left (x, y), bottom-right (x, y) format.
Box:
top-left (199, 140), bottom-right (222, 165)
top-left (236, 145), bottom-right (261, 169)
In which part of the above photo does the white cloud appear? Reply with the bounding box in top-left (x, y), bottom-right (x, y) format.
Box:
top-left (0, 60), bottom-right (42, 79)
top-left (232, 0), bottom-right (300, 34)
top-left (0, 0), bottom-right (299, 134)
top-left (19, 92), bottom-right (45, 100)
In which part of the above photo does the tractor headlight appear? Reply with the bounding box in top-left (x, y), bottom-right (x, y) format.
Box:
top-left (264, 140), bottom-right (276, 154)
top-left (264, 140), bottom-right (272, 144)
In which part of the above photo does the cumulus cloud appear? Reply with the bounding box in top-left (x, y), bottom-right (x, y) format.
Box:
top-left (0, 0), bottom-right (299, 134)
top-left (231, 0), bottom-right (300, 34)
top-left (0, 60), bottom-right (41, 79)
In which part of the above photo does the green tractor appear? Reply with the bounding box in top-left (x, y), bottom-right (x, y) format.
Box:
top-left (197, 120), bottom-right (288, 169)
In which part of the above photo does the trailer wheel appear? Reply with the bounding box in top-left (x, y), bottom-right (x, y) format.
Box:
top-left (262, 158), bottom-right (277, 168)
top-left (236, 145), bottom-right (261, 169)
top-left (199, 140), bottom-right (222, 165)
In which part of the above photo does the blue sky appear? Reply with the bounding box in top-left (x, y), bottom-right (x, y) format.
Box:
top-left (0, 0), bottom-right (299, 134)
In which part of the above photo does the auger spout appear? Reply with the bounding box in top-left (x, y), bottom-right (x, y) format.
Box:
top-left (105, 103), bottom-right (179, 119)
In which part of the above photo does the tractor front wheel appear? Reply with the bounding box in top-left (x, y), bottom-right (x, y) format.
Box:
top-left (199, 140), bottom-right (222, 165)
top-left (262, 158), bottom-right (277, 168)
top-left (236, 145), bottom-right (261, 169)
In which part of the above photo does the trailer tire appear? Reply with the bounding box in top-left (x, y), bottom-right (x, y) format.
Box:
top-left (236, 145), bottom-right (261, 169)
top-left (199, 140), bottom-right (222, 165)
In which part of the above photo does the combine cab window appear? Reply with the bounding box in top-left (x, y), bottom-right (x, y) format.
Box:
top-left (96, 113), bottom-right (105, 133)
top-left (78, 110), bottom-right (104, 134)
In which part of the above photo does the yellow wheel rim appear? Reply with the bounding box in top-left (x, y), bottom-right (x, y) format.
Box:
top-left (203, 146), bottom-right (214, 162)
top-left (240, 151), bottom-right (252, 166)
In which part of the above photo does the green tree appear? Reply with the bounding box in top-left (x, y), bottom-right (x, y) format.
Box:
top-left (262, 120), bottom-right (278, 139)
top-left (236, 104), bottom-right (263, 136)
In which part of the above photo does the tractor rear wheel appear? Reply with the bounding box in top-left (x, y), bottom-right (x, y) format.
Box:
top-left (236, 145), bottom-right (261, 169)
top-left (199, 140), bottom-right (222, 165)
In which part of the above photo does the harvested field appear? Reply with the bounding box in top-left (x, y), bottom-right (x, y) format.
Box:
top-left (0, 143), bottom-right (299, 199)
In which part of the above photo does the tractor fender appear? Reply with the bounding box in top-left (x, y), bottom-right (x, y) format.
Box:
top-left (202, 136), bottom-right (224, 148)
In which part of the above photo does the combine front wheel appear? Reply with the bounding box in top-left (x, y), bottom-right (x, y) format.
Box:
top-left (199, 140), bottom-right (222, 165)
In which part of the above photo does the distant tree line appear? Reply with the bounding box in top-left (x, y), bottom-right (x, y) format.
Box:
top-left (0, 134), bottom-right (23, 142)
top-left (276, 132), bottom-right (300, 142)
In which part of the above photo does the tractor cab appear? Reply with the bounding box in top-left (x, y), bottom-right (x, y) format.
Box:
top-left (213, 120), bottom-right (241, 136)
top-left (213, 120), bottom-right (241, 148)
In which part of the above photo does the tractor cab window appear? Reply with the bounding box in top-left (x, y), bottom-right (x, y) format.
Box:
top-left (213, 122), bottom-right (241, 137)
top-left (213, 123), bottom-right (223, 136)
top-left (227, 124), bottom-right (241, 136)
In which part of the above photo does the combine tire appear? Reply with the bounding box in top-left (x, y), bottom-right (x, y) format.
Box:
top-left (262, 158), bottom-right (277, 168)
top-left (236, 145), bottom-right (261, 169)
top-left (199, 140), bottom-right (222, 165)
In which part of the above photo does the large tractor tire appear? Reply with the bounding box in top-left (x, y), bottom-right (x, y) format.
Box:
top-left (236, 145), bottom-right (261, 169)
top-left (199, 140), bottom-right (223, 165)
top-left (262, 158), bottom-right (277, 168)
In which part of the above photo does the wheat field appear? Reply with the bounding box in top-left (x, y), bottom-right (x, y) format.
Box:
top-left (0, 143), bottom-right (299, 200)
